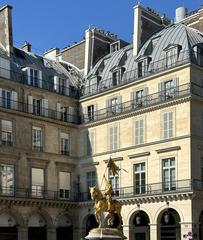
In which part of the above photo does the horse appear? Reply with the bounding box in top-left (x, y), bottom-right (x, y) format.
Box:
top-left (89, 186), bottom-right (122, 228)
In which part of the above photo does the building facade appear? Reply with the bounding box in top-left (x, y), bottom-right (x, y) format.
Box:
top-left (0, 3), bottom-right (203, 240)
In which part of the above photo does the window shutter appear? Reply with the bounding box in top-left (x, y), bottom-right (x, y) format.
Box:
top-left (90, 131), bottom-right (95, 154)
top-left (56, 103), bottom-right (61, 120)
top-left (2, 120), bottom-right (12, 132)
top-left (109, 127), bottom-right (113, 151)
top-left (27, 68), bottom-right (31, 85)
top-left (117, 96), bottom-right (122, 113)
top-left (94, 103), bottom-right (97, 120)
top-left (158, 82), bottom-right (164, 101)
top-left (54, 76), bottom-right (59, 93)
top-left (143, 87), bottom-right (148, 106)
top-left (174, 77), bottom-right (179, 94)
top-left (11, 91), bottom-right (18, 110)
top-left (28, 96), bottom-right (33, 113)
top-left (38, 70), bottom-right (42, 88)
top-left (32, 168), bottom-right (44, 186)
top-left (0, 88), bottom-right (2, 107)
top-left (83, 106), bottom-right (88, 123)
top-left (59, 172), bottom-right (70, 190)
top-left (114, 126), bottom-right (118, 149)
top-left (41, 99), bottom-right (48, 117)
top-left (64, 79), bottom-right (69, 96)
top-left (68, 106), bottom-right (74, 123)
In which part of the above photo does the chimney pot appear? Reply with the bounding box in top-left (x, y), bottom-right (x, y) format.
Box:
top-left (22, 41), bottom-right (31, 52)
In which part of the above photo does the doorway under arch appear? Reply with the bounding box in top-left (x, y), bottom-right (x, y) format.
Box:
top-left (133, 210), bottom-right (150, 240)
top-left (158, 208), bottom-right (181, 240)
top-left (0, 213), bottom-right (18, 240)
top-left (56, 214), bottom-right (73, 240)
top-left (28, 213), bottom-right (47, 240)
top-left (199, 211), bottom-right (203, 239)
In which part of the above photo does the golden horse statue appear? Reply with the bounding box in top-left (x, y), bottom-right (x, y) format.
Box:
top-left (89, 186), bottom-right (122, 227)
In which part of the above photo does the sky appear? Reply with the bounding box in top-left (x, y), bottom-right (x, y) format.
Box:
top-left (1, 0), bottom-right (203, 54)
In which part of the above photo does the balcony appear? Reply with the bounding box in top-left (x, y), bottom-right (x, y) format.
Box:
top-left (81, 50), bottom-right (199, 97)
top-left (0, 179), bottom-right (202, 203)
top-left (0, 97), bottom-right (79, 124)
top-left (0, 64), bottom-right (79, 99)
top-left (81, 83), bottom-right (191, 123)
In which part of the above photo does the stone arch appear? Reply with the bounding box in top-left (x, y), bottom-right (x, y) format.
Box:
top-left (54, 211), bottom-right (73, 227)
top-left (26, 208), bottom-right (53, 227)
top-left (0, 207), bottom-right (25, 227)
top-left (126, 206), bottom-right (153, 225)
top-left (154, 204), bottom-right (184, 223)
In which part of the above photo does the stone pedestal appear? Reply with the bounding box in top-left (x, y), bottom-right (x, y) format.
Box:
top-left (85, 228), bottom-right (126, 240)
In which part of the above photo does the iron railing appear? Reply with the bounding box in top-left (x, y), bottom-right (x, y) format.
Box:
top-left (0, 97), bottom-right (79, 124)
top-left (0, 63), bottom-right (79, 98)
top-left (81, 83), bottom-right (191, 123)
top-left (81, 50), bottom-right (198, 97)
top-left (0, 179), bottom-right (203, 202)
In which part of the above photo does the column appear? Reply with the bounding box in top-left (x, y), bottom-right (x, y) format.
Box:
top-left (18, 227), bottom-right (28, 240)
top-left (47, 227), bottom-right (56, 240)
top-left (122, 225), bottom-right (131, 240)
top-left (149, 224), bottom-right (158, 240)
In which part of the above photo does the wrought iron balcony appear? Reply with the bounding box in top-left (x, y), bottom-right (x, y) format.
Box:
top-left (0, 97), bottom-right (79, 124)
top-left (0, 179), bottom-right (202, 202)
top-left (0, 64), bottom-right (79, 99)
top-left (81, 50), bottom-right (200, 97)
top-left (78, 179), bottom-right (196, 202)
top-left (81, 83), bottom-right (191, 123)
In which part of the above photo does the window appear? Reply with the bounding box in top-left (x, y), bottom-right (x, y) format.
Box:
top-left (28, 96), bottom-right (48, 117)
top-left (23, 68), bottom-right (42, 88)
top-left (59, 172), bottom-right (70, 199)
top-left (1, 120), bottom-right (13, 146)
top-left (86, 171), bottom-right (96, 199)
top-left (0, 164), bottom-right (14, 195)
top-left (109, 97), bottom-right (119, 114)
top-left (162, 158), bottom-right (176, 191)
top-left (2, 89), bottom-right (11, 109)
top-left (60, 132), bottom-right (69, 155)
top-left (164, 80), bottom-right (175, 99)
top-left (31, 168), bottom-right (44, 197)
top-left (134, 119), bottom-right (144, 145)
top-left (134, 163), bottom-right (145, 194)
top-left (32, 126), bottom-right (43, 151)
top-left (87, 105), bottom-right (95, 121)
top-left (87, 131), bottom-right (95, 156)
top-left (163, 112), bottom-right (173, 139)
top-left (110, 42), bottom-right (120, 53)
top-left (165, 48), bottom-right (178, 67)
top-left (0, 57), bottom-right (10, 79)
top-left (133, 90), bottom-right (145, 106)
top-left (112, 68), bottom-right (125, 86)
top-left (138, 62), bottom-right (143, 78)
top-left (201, 157), bottom-right (203, 182)
top-left (109, 125), bottom-right (118, 151)
top-left (53, 76), bottom-right (69, 96)
top-left (109, 169), bottom-right (119, 196)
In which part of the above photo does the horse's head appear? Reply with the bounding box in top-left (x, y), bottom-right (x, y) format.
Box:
top-left (89, 186), bottom-right (97, 200)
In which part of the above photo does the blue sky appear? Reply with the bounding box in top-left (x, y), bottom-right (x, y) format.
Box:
top-left (1, 0), bottom-right (203, 54)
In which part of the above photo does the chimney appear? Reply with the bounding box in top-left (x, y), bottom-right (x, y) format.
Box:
top-left (133, 4), bottom-right (142, 56)
top-left (133, 4), bottom-right (169, 56)
top-left (175, 7), bottom-right (187, 23)
top-left (0, 5), bottom-right (13, 55)
top-left (44, 48), bottom-right (59, 59)
top-left (22, 41), bottom-right (31, 52)
top-left (84, 29), bottom-right (93, 76)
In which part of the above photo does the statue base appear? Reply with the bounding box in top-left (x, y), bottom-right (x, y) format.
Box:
top-left (85, 228), bottom-right (126, 240)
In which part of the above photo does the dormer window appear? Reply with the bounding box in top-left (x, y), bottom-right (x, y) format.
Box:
top-left (53, 76), bottom-right (69, 96)
top-left (111, 67), bottom-right (125, 86)
top-left (136, 57), bottom-right (151, 78)
top-left (110, 41), bottom-right (120, 53)
top-left (194, 45), bottom-right (203, 66)
top-left (22, 67), bottom-right (42, 88)
top-left (163, 44), bottom-right (181, 68)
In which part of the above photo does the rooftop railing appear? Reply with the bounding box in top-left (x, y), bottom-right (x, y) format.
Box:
top-left (0, 63), bottom-right (79, 98)
top-left (0, 97), bottom-right (79, 124)
top-left (81, 50), bottom-right (200, 97)
top-left (81, 83), bottom-right (191, 123)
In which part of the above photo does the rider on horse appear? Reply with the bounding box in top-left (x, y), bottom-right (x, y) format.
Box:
top-left (104, 177), bottom-right (112, 211)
